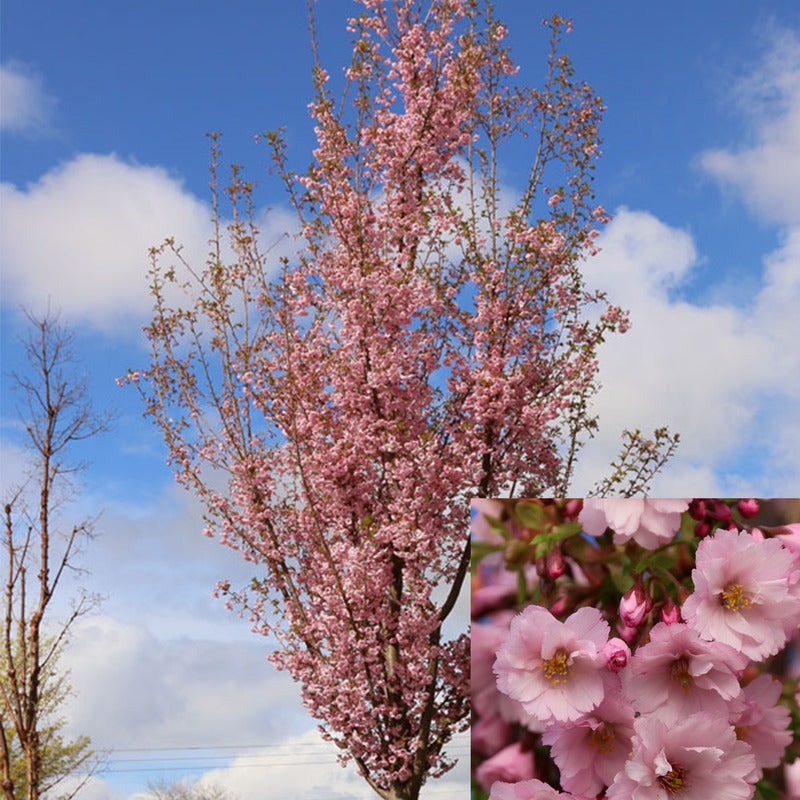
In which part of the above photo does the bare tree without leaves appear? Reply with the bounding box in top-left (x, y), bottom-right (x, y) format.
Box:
top-left (147, 779), bottom-right (237, 800)
top-left (1, 312), bottom-right (107, 800)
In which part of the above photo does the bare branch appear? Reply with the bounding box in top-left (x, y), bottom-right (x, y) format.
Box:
top-left (2, 310), bottom-right (106, 800)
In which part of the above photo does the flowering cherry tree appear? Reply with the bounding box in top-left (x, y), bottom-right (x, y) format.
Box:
top-left (472, 498), bottom-right (800, 800)
top-left (128, 3), bottom-right (667, 798)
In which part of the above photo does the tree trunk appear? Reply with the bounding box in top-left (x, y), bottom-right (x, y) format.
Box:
top-left (25, 731), bottom-right (40, 800)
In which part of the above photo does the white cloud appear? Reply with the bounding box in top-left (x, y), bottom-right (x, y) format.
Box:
top-left (60, 615), bottom-right (306, 752)
top-left (195, 729), bottom-right (375, 800)
top-left (0, 154), bottom-right (212, 330)
top-left (573, 208), bottom-right (799, 497)
top-left (699, 28), bottom-right (800, 226)
top-left (190, 728), bottom-right (467, 800)
top-left (0, 436), bottom-right (31, 499)
top-left (0, 61), bottom-right (56, 135)
top-left (0, 153), bottom-right (301, 334)
top-left (60, 614), bottom-right (467, 800)
top-left (570, 25), bottom-right (800, 498)
top-left (44, 774), bottom-right (117, 800)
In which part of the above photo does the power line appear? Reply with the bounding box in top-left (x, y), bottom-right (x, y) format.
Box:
top-left (96, 744), bottom-right (468, 775)
top-left (100, 742), bottom-right (468, 755)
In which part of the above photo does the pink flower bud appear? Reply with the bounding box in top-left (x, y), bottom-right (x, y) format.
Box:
top-left (707, 499), bottom-right (732, 524)
top-left (549, 595), bottom-right (568, 616)
top-left (620, 584), bottom-right (648, 628)
top-left (546, 548), bottom-right (566, 579)
top-left (695, 520), bottom-right (711, 538)
top-left (688, 499), bottom-right (707, 521)
top-left (603, 637), bottom-right (631, 672)
top-left (737, 498), bottom-right (759, 518)
top-left (661, 598), bottom-right (680, 625)
top-left (616, 619), bottom-right (639, 645)
top-left (564, 499), bottom-right (582, 519)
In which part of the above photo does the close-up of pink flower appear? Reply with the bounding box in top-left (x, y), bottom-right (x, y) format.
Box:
top-left (579, 498), bottom-right (689, 549)
top-left (681, 528), bottom-right (800, 660)
top-left (621, 621), bottom-right (748, 719)
top-left (541, 690), bottom-right (635, 797)
top-left (728, 673), bottom-right (793, 777)
top-left (606, 712), bottom-right (757, 800)
top-left (489, 779), bottom-right (584, 800)
top-left (494, 605), bottom-right (611, 724)
top-left (472, 498), bottom-right (800, 800)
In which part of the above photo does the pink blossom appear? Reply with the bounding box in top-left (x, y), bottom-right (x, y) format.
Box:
top-left (493, 23), bottom-right (508, 41)
top-left (494, 605), bottom-right (610, 724)
top-left (688, 499), bottom-right (706, 520)
top-left (681, 528), bottom-right (800, 660)
top-left (133, 0), bottom-right (640, 790)
top-left (749, 526), bottom-right (765, 541)
top-left (660, 597), bottom-right (680, 625)
top-left (579, 498), bottom-right (689, 549)
top-left (786, 757), bottom-right (800, 799)
top-left (621, 622), bottom-right (747, 719)
top-left (774, 522), bottom-right (800, 562)
top-left (542, 690), bottom-right (635, 797)
top-left (473, 616), bottom-right (545, 732)
top-left (729, 674), bottom-right (792, 776)
top-left (475, 742), bottom-right (536, 791)
top-left (489, 780), bottom-right (581, 800)
top-left (602, 637), bottom-right (630, 672)
top-left (606, 712), bottom-right (757, 800)
top-left (615, 618), bottom-right (639, 645)
top-left (619, 583), bottom-right (648, 628)
top-left (737, 498), bottom-right (759, 518)
top-left (546, 548), bottom-right (566, 579)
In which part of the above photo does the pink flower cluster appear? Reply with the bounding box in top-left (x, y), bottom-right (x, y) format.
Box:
top-left (472, 498), bottom-right (800, 800)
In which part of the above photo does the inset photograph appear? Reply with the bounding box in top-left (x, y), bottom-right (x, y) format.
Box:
top-left (471, 498), bottom-right (800, 800)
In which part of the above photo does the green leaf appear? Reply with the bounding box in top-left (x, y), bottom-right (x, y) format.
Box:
top-left (482, 513), bottom-right (510, 538)
top-left (551, 521), bottom-right (582, 540)
top-left (609, 566), bottom-right (634, 595)
top-left (514, 501), bottom-right (547, 529)
top-left (754, 779), bottom-right (781, 800)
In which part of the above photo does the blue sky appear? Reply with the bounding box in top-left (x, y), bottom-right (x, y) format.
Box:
top-left (2, 1), bottom-right (800, 798)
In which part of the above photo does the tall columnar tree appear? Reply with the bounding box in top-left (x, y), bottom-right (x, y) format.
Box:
top-left (131, 3), bottom-right (672, 798)
top-left (2, 313), bottom-right (104, 800)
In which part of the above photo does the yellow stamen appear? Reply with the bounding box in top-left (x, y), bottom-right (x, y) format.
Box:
top-left (658, 765), bottom-right (689, 796)
top-left (734, 724), bottom-right (750, 741)
top-left (540, 649), bottom-right (571, 685)
top-left (669, 656), bottom-right (692, 690)
top-left (589, 723), bottom-right (615, 752)
top-left (721, 583), bottom-right (752, 611)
